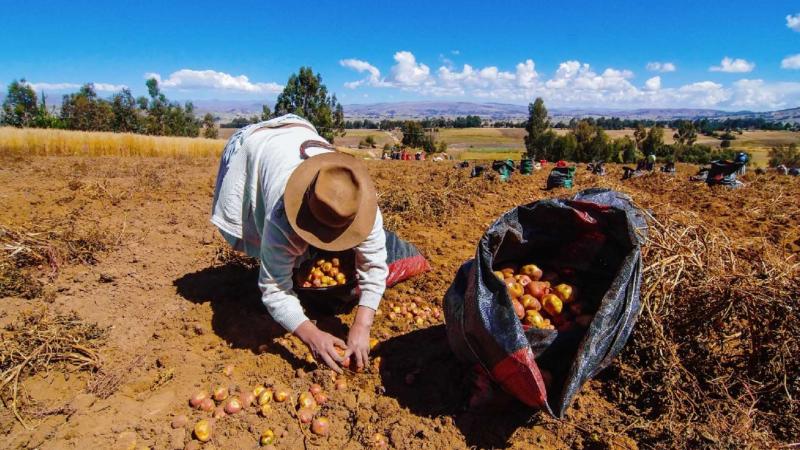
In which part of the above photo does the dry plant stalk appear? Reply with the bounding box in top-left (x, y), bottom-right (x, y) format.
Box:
top-left (0, 309), bottom-right (106, 429)
top-left (86, 355), bottom-right (145, 399)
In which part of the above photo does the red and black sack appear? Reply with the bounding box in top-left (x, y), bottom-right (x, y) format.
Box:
top-left (443, 188), bottom-right (647, 416)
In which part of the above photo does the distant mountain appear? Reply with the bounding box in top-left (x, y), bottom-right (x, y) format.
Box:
top-left (342, 101), bottom-right (800, 123)
top-left (343, 101), bottom-right (530, 119)
top-left (192, 99), bottom-right (272, 121)
top-left (3, 95), bottom-right (798, 123)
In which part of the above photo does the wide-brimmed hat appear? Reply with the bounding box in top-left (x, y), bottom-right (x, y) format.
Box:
top-left (284, 152), bottom-right (378, 251)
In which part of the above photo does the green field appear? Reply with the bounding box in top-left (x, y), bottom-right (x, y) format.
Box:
top-left (340, 127), bottom-right (799, 164)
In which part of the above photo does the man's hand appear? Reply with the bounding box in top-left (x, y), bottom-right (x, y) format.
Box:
top-left (345, 306), bottom-right (376, 371)
top-left (294, 321), bottom-right (346, 373)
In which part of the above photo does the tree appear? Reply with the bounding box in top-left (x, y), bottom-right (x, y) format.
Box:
top-left (571, 120), bottom-right (610, 162)
top-left (144, 77), bottom-right (168, 135)
top-left (617, 136), bottom-right (639, 163)
top-left (30, 91), bottom-right (63, 129)
top-left (633, 123), bottom-right (647, 153)
top-left (768, 144), bottom-right (799, 167)
top-left (273, 67), bottom-right (345, 142)
top-left (673, 120), bottom-right (697, 147)
top-left (260, 105), bottom-right (271, 121)
top-left (202, 113), bottom-right (218, 139)
top-left (401, 121), bottom-right (426, 148)
top-left (642, 125), bottom-right (664, 156)
top-left (110, 88), bottom-right (142, 133)
top-left (60, 83), bottom-right (114, 131)
top-left (524, 97), bottom-right (550, 158)
top-left (1, 79), bottom-right (38, 127)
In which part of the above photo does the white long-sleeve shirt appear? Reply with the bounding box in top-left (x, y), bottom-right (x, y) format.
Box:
top-left (211, 114), bottom-right (388, 332)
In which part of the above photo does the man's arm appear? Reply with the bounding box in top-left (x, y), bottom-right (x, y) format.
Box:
top-left (258, 206), bottom-right (346, 372)
top-left (354, 209), bottom-right (389, 310)
top-left (345, 209), bottom-right (388, 369)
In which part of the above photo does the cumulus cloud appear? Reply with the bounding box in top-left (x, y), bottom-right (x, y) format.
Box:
top-left (390, 51), bottom-right (433, 87)
top-left (23, 82), bottom-right (127, 92)
top-left (145, 69), bottom-right (283, 93)
top-left (93, 83), bottom-right (128, 92)
top-left (669, 81), bottom-right (730, 107)
top-left (645, 76), bottom-right (661, 91)
top-left (787, 13), bottom-right (800, 32)
top-left (710, 57), bottom-right (755, 73)
top-left (340, 51), bottom-right (800, 109)
top-left (781, 54), bottom-right (800, 69)
top-left (339, 59), bottom-right (389, 88)
top-left (730, 79), bottom-right (800, 109)
top-left (646, 62), bottom-right (676, 72)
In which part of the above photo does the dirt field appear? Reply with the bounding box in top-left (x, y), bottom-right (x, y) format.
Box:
top-left (1, 155), bottom-right (798, 449)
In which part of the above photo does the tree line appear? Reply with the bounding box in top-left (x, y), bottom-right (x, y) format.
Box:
top-left (345, 115), bottom-right (796, 133)
top-left (344, 115), bottom-right (484, 130)
top-left (1, 78), bottom-right (212, 137)
top-left (552, 116), bottom-right (798, 133)
top-left (523, 97), bottom-right (754, 164)
top-left (1, 66), bottom-right (347, 142)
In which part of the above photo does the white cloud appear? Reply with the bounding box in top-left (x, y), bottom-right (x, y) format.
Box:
top-left (340, 51), bottom-right (800, 110)
top-left (781, 54), bottom-right (800, 69)
top-left (389, 51), bottom-right (433, 87)
top-left (729, 79), bottom-right (800, 109)
top-left (515, 59), bottom-right (538, 88)
top-left (93, 83), bottom-right (128, 92)
top-left (339, 59), bottom-right (389, 88)
top-left (23, 82), bottom-right (127, 92)
top-left (646, 62), bottom-right (676, 72)
top-left (669, 81), bottom-right (730, 107)
top-left (710, 57), bottom-right (755, 73)
top-left (145, 69), bottom-right (283, 93)
top-left (451, 50), bottom-right (460, 55)
top-left (645, 76), bottom-right (661, 91)
top-left (787, 13), bottom-right (800, 32)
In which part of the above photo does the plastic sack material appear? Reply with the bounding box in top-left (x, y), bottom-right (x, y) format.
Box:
top-left (383, 230), bottom-right (431, 287)
top-left (546, 166), bottom-right (575, 189)
top-left (492, 160), bottom-right (516, 182)
top-left (519, 159), bottom-right (534, 175)
top-left (443, 188), bottom-right (647, 417)
top-left (706, 161), bottom-right (745, 188)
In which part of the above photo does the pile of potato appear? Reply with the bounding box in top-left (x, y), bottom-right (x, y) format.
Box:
top-left (300, 257), bottom-right (348, 288)
top-left (494, 263), bottom-right (592, 331)
top-left (175, 366), bottom-right (335, 448)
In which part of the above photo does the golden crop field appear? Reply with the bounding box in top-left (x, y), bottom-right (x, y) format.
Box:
top-left (0, 127), bottom-right (226, 157)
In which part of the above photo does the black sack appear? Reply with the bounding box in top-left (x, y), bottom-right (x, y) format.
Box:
top-left (443, 188), bottom-right (647, 417)
top-left (546, 166), bottom-right (575, 189)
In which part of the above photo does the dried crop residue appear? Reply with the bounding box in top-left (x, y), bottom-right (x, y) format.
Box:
top-left (0, 156), bottom-right (798, 449)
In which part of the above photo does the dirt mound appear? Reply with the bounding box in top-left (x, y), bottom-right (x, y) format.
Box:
top-left (1, 157), bottom-right (798, 449)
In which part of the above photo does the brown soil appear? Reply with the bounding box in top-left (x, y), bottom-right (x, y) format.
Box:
top-left (1, 156), bottom-right (798, 449)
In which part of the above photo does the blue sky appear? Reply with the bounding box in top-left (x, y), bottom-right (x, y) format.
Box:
top-left (1, 0), bottom-right (799, 110)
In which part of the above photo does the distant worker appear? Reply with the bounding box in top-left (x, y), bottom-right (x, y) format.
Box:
top-left (587, 161), bottom-right (606, 175)
top-left (704, 159), bottom-right (746, 188)
top-left (660, 161), bottom-right (676, 173)
top-left (735, 152), bottom-right (748, 175)
top-left (211, 114), bottom-right (388, 372)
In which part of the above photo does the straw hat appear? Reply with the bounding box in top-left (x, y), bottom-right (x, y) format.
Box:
top-left (284, 152), bottom-right (378, 251)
